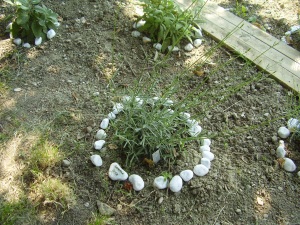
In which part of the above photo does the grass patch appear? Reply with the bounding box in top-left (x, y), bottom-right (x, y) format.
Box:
top-left (29, 138), bottom-right (64, 171)
top-left (0, 197), bottom-right (37, 225)
top-left (87, 213), bottom-right (114, 225)
top-left (30, 176), bottom-right (76, 210)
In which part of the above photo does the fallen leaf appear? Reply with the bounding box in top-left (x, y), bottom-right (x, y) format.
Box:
top-left (193, 69), bottom-right (205, 77)
top-left (108, 144), bottom-right (118, 150)
top-left (143, 158), bottom-right (154, 167)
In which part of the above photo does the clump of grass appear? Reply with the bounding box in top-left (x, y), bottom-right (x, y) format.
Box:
top-left (87, 213), bottom-right (114, 225)
top-left (0, 197), bottom-right (36, 225)
top-left (29, 139), bottom-right (64, 171)
top-left (30, 176), bottom-right (76, 210)
top-left (110, 90), bottom-right (205, 166)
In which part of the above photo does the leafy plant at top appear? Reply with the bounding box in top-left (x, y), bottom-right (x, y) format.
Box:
top-left (136, 0), bottom-right (203, 52)
top-left (4, 0), bottom-right (59, 45)
top-left (110, 94), bottom-right (205, 167)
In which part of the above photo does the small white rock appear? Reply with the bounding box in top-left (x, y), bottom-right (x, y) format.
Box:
top-left (189, 124), bottom-right (202, 137)
top-left (194, 28), bottom-right (203, 38)
top-left (13, 38), bottom-right (22, 46)
top-left (35, 37), bottom-right (42, 46)
top-left (193, 164), bottom-right (209, 176)
top-left (100, 118), bottom-right (109, 129)
top-left (202, 151), bottom-right (214, 161)
top-left (290, 25), bottom-right (300, 33)
top-left (23, 43), bottom-right (31, 48)
top-left (153, 176), bottom-right (169, 189)
top-left (180, 170), bottom-right (194, 182)
top-left (142, 36), bottom-right (151, 43)
top-left (201, 158), bottom-right (211, 169)
top-left (169, 175), bottom-right (183, 193)
top-left (128, 174), bottom-right (145, 191)
top-left (13, 87), bottom-right (22, 92)
top-left (199, 145), bottom-right (210, 153)
top-left (112, 103), bottom-right (124, 114)
top-left (95, 129), bottom-right (107, 140)
top-left (184, 43), bottom-right (194, 52)
top-left (153, 43), bottom-right (162, 51)
top-left (47, 29), bottom-right (56, 39)
top-left (282, 158), bottom-right (296, 172)
top-left (108, 112), bottom-right (116, 120)
top-left (131, 30), bottom-right (141, 38)
top-left (136, 20), bottom-right (146, 28)
top-left (90, 154), bottom-right (103, 167)
top-left (186, 119), bottom-right (198, 127)
top-left (94, 140), bottom-right (105, 150)
top-left (276, 146), bottom-right (286, 158)
top-left (287, 118), bottom-right (300, 132)
top-left (180, 112), bottom-right (191, 119)
top-left (278, 126), bottom-right (290, 139)
top-left (54, 22), bottom-right (61, 27)
top-left (163, 99), bottom-right (173, 106)
top-left (108, 162), bottom-right (128, 181)
top-left (201, 138), bottom-right (211, 146)
top-left (167, 46), bottom-right (179, 52)
top-left (193, 39), bottom-right (202, 47)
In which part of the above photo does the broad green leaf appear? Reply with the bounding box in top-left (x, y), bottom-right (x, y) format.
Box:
top-left (16, 11), bottom-right (30, 25)
top-left (31, 20), bottom-right (43, 38)
top-left (32, 0), bottom-right (42, 4)
top-left (3, 0), bottom-right (14, 5)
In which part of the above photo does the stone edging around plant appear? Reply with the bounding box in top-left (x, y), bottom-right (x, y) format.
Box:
top-left (91, 96), bottom-right (215, 193)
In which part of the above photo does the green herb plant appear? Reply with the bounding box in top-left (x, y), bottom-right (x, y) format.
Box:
top-left (4, 0), bottom-right (59, 45)
top-left (111, 92), bottom-right (205, 167)
top-left (136, 0), bottom-right (203, 52)
top-left (234, 0), bottom-right (248, 19)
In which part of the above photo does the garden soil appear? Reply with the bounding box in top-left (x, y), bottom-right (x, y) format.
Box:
top-left (0, 0), bottom-right (299, 224)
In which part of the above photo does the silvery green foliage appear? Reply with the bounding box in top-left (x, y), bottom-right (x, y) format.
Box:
top-left (111, 95), bottom-right (205, 166)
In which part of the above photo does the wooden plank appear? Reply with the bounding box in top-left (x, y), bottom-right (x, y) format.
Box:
top-left (176, 0), bottom-right (300, 92)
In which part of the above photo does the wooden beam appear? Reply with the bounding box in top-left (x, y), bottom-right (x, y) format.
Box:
top-left (176, 0), bottom-right (300, 92)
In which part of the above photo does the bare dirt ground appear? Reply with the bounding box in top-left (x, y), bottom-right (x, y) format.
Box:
top-left (0, 0), bottom-right (299, 224)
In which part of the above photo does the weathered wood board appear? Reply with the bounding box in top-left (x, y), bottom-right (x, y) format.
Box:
top-left (176, 0), bottom-right (300, 92)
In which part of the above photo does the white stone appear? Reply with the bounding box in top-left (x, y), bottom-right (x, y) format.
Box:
top-left (13, 38), bottom-right (22, 45)
top-left (152, 150), bottom-right (160, 163)
top-left (193, 39), bottom-right (202, 47)
top-left (167, 46), bottom-right (179, 52)
top-left (162, 99), bottom-right (173, 106)
top-left (194, 28), bottom-right (203, 38)
top-left (142, 36), bottom-right (151, 43)
top-left (136, 20), bottom-right (146, 28)
top-left (100, 118), bottom-right (109, 129)
top-left (184, 43), bottom-right (194, 52)
top-left (35, 37), bottom-right (42, 46)
top-left (131, 30), bottom-right (141, 38)
top-left (153, 176), bottom-right (168, 189)
top-left (13, 88), bottom-right (22, 92)
top-left (180, 112), bottom-right (191, 119)
top-left (201, 158), bottom-right (211, 169)
top-left (169, 175), bottom-right (183, 193)
top-left (128, 174), bottom-right (144, 191)
top-left (193, 164), bottom-right (209, 176)
top-left (47, 29), bottom-right (56, 39)
top-left (90, 155), bottom-right (103, 167)
top-left (135, 96), bottom-right (143, 106)
top-left (23, 43), bottom-right (31, 48)
top-left (276, 146), bottom-right (286, 158)
top-left (94, 140), bottom-right (105, 150)
top-left (54, 22), bottom-right (60, 27)
top-left (202, 151), bottom-right (214, 161)
top-left (186, 119), bottom-right (198, 127)
top-left (180, 170), bottom-right (193, 182)
top-left (282, 158), bottom-right (296, 172)
top-left (95, 129), bottom-right (107, 140)
top-left (199, 145), bottom-right (210, 153)
top-left (189, 124), bottom-right (202, 137)
top-left (278, 126), bottom-right (290, 139)
top-left (112, 103), bottom-right (123, 114)
top-left (166, 109), bottom-right (174, 114)
top-left (287, 118), bottom-right (300, 132)
top-left (153, 43), bottom-right (162, 51)
top-left (108, 112), bottom-right (116, 120)
top-left (108, 162), bottom-right (128, 181)
top-left (201, 138), bottom-right (211, 146)
top-left (290, 25), bottom-right (300, 33)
